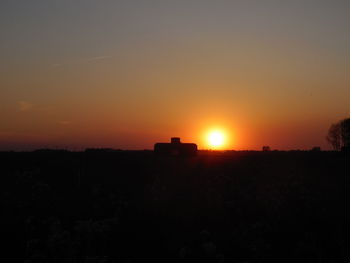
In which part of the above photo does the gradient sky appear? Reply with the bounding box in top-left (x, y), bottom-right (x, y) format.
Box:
top-left (1, 0), bottom-right (350, 150)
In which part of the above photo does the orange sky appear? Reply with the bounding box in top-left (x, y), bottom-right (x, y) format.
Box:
top-left (1, 1), bottom-right (350, 150)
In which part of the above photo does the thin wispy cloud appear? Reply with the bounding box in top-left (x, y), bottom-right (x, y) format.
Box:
top-left (85, 56), bottom-right (113, 62)
top-left (51, 55), bottom-right (113, 67)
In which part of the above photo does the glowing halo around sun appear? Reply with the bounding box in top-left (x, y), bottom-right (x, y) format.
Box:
top-left (207, 130), bottom-right (227, 149)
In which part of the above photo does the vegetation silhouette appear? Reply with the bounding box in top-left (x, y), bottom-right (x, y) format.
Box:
top-left (1, 146), bottom-right (350, 262)
top-left (326, 118), bottom-right (350, 151)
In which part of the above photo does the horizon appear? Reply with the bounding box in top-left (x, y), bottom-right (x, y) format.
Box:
top-left (1, 1), bottom-right (350, 151)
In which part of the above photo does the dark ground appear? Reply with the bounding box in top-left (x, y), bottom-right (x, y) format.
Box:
top-left (1, 150), bottom-right (350, 262)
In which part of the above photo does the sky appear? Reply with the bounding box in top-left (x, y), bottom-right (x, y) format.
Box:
top-left (1, 0), bottom-right (349, 150)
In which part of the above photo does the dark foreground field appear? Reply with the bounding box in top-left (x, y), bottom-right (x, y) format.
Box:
top-left (1, 150), bottom-right (350, 262)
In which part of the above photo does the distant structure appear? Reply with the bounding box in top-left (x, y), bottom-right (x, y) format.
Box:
top-left (154, 137), bottom-right (197, 156)
top-left (262, 146), bottom-right (271, 152)
top-left (311, 147), bottom-right (321, 152)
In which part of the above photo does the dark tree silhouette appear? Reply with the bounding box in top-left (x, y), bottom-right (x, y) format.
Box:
top-left (327, 118), bottom-right (350, 151)
top-left (326, 122), bottom-right (342, 151)
top-left (341, 118), bottom-right (350, 150)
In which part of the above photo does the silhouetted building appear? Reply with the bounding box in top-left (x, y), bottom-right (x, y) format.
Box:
top-left (154, 137), bottom-right (197, 156)
top-left (311, 147), bottom-right (321, 152)
top-left (262, 146), bottom-right (271, 152)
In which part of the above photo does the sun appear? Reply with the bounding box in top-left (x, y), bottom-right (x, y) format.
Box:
top-left (207, 130), bottom-right (226, 149)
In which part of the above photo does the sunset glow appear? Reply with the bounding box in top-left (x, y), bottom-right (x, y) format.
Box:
top-left (0, 1), bottom-right (349, 151)
top-left (207, 130), bottom-right (226, 149)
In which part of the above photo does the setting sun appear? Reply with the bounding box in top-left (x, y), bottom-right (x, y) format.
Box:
top-left (207, 130), bottom-right (226, 149)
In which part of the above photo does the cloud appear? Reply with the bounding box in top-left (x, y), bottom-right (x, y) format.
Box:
top-left (51, 55), bottom-right (113, 67)
top-left (85, 56), bottom-right (113, 62)
top-left (18, 101), bottom-right (33, 112)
